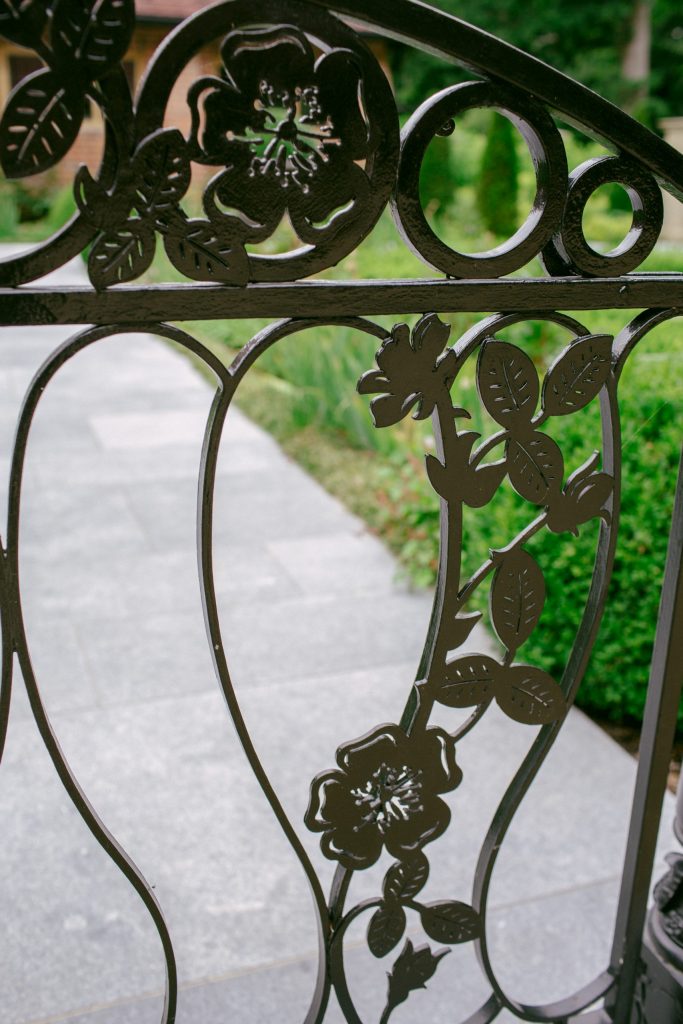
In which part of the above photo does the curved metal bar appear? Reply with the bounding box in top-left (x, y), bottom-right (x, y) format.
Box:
top-left (606, 308), bottom-right (683, 1019)
top-left (0, 534), bottom-right (14, 765)
top-left (227, 316), bottom-right (389, 380)
top-left (399, 391), bottom-right (465, 736)
top-left (612, 306), bottom-right (683, 380)
top-left (393, 81), bottom-right (568, 279)
top-left (450, 701), bottom-right (494, 744)
top-left (470, 355), bottom-right (623, 1020)
top-left (6, 322), bottom-right (233, 1024)
top-left (458, 993), bottom-right (504, 1024)
top-left (453, 311), bottom-right (592, 370)
top-left (201, 316), bottom-right (390, 1024)
top-left (328, 897), bottom-right (383, 1024)
top-left (304, 0), bottom-right (683, 198)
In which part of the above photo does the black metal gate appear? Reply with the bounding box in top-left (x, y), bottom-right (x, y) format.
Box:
top-left (1, 1), bottom-right (683, 1021)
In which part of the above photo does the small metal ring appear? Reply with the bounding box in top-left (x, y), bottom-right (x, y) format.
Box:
top-left (392, 80), bottom-right (568, 278)
top-left (541, 155), bottom-right (663, 277)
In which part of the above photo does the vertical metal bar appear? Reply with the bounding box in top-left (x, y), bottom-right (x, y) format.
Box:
top-left (608, 446), bottom-right (683, 1022)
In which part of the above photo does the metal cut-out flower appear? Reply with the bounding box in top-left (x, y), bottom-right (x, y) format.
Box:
top-left (305, 724), bottom-right (461, 870)
top-left (358, 314), bottom-right (457, 427)
top-left (188, 25), bottom-right (373, 243)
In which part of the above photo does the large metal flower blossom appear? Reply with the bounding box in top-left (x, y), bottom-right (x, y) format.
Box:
top-left (305, 724), bottom-right (462, 870)
top-left (358, 314), bottom-right (457, 427)
top-left (188, 25), bottom-right (373, 244)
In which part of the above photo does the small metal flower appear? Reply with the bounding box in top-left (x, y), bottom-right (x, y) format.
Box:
top-left (305, 723), bottom-right (462, 870)
top-left (188, 25), bottom-right (373, 244)
top-left (357, 314), bottom-right (457, 427)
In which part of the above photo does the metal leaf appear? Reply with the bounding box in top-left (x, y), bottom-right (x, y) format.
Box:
top-left (0, 0), bottom-right (46, 46)
top-left (496, 665), bottom-right (565, 725)
top-left (383, 854), bottom-right (430, 902)
top-left (132, 129), bottom-right (191, 219)
top-left (164, 220), bottom-right (250, 285)
top-left (448, 611), bottom-right (482, 652)
top-left (425, 453), bottom-right (451, 500)
top-left (507, 430), bottom-right (564, 504)
top-left (420, 901), bottom-right (481, 944)
top-left (435, 654), bottom-right (499, 708)
top-left (52, 0), bottom-right (135, 77)
top-left (0, 69), bottom-right (83, 178)
top-left (542, 334), bottom-right (612, 416)
top-left (74, 165), bottom-right (131, 230)
top-left (490, 549), bottom-right (545, 652)
top-left (477, 339), bottom-right (539, 427)
top-left (412, 312), bottom-right (451, 358)
top-left (88, 222), bottom-right (156, 289)
top-left (367, 903), bottom-right (406, 958)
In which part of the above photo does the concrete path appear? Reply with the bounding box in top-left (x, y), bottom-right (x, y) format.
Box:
top-left (0, 246), bottom-right (674, 1024)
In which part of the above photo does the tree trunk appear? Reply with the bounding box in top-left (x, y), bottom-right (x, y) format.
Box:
top-left (621, 0), bottom-right (651, 110)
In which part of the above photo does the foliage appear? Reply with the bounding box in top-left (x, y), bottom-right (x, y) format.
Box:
top-left (476, 113), bottom-right (519, 237)
top-left (418, 133), bottom-right (456, 220)
top-left (391, 0), bottom-right (679, 126)
top-left (0, 180), bottom-right (75, 242)
top-left (0, 181), bottom-right (19, 238)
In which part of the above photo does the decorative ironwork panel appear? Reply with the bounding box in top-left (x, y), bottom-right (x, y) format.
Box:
top-left (1, 1), bottom-right (683, 1023)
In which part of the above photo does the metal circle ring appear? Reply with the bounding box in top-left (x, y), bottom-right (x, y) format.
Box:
top-left (393, 80), bottom-right (568, 278)
top-left (542, 155), bottom-right (663, 277)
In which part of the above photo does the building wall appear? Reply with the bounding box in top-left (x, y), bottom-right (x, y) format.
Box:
top-left (0, 25), bottom-right (218, 190)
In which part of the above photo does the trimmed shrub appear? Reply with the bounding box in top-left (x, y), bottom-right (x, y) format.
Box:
top-left (476, 112), bottom-right (519, 237)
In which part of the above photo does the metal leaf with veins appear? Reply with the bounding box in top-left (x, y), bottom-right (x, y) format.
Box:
top-left (477, 339), bottom-right (539, 428)
top-left (51, 0), bottom-right (134, 77)
top-left (0, 69), bottom-right (84, 178)
top-left (0, 0), bottom-right (47, 46)
top-left (507, 430), bottom-right (564, 504)
top-left (490, 549), bottom-right (545, 653)
top-left (163, 216), bottom-right (249, 286)
top-left (383, 853), bottom-right (430, 902)
top-left (132, 129), bottom-right (191, 220)
top-left (88, 222), bottom-right (156, 289)
top-left (435, 654), bottom-right (499, 708)
top-left (542, 333), bottom-right (612, 415)
top-left (496, 665), bottom-right (565, 725)
top-left (420, 901), bottom-right (481, 944)
top-left (368, 903), bottom-right (407, 958)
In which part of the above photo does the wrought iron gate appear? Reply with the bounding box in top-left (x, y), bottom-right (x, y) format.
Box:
top-left (1, 0), bottom-right (683, 1021)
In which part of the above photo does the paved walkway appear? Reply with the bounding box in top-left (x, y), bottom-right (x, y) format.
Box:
top-left (0, 246), bottom-right (674, 1023)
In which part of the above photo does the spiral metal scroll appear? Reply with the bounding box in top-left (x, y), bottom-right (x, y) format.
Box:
top-left (1, 323), bottom-right (231, 1024)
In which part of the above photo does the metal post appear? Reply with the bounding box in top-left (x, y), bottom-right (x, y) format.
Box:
top-left (608, 449), bottom-right (683, 1022)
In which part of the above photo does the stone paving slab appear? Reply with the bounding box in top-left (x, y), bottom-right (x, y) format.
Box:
top-left (0, 246), bottom-right (676, 1023)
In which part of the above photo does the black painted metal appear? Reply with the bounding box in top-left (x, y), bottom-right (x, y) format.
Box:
top-left (1, 1), bottom-right (683, 1022)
